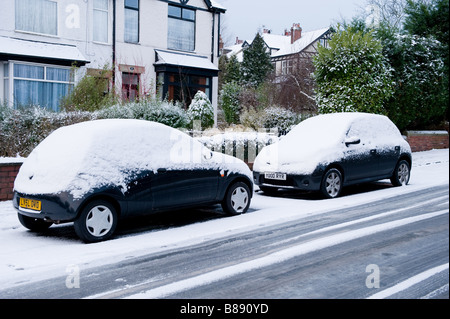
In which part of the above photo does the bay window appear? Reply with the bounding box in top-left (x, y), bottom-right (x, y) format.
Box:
top-left (3, 62), bottom-right (73, 111)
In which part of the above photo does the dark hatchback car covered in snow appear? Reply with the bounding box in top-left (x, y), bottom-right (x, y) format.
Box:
top-left (253, 112), bottom-right (412, 198)
top-left (13, 119), bottom-right (253, 243)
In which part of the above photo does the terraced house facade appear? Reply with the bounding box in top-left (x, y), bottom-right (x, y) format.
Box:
top-left (0, 0), bottom-right (225, 120)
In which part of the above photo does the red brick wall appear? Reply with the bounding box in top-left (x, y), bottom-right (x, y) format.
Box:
top-left (406, 131), bottom-right (449, 153)
top-left (0, 163), bottom-right (22, 201)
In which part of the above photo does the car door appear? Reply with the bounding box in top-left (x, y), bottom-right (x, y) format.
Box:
top-left (151, 168), bottom-right (219, 210)
top-left (342, 119), bottom-right (379, 183)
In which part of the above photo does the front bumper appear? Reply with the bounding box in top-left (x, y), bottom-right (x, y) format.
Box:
top-left (13, 191), bottom-right (80, 222)
top-left (253, 171), bottom-right (323, 191)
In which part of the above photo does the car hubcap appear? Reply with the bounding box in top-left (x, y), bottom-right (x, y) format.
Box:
top-left (326, 172), bottom-right (341, 197)
top-left (231, 187), bottom-right (248, 213)
top-left (86, 205), bottom-right (113, 237)
top-left (398, 163), bottom-right (409, 185)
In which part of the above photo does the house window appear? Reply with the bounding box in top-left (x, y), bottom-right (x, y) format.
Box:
top-left (282, 59), bottom-right (293, 75)
top-left (168, 5), bottom-right (195, 52)
top-left (122, 72), bottom-right (139, 101)
top-left (93, 0), bottom-right (109, 43)
top-left (4, 62), bottom-right (73, 111)
top-left (124, 0), bottom-right (139, 43)
top-left (15, 0), bottom-right (57, 36)
top-left (158, 72), bottom-right (211, 107)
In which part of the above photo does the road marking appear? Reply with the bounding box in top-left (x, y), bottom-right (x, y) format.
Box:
top-left (367, 263), bottom-right (449, 299)
top-left (88, 209), bottom-right (448, 299)
top-left (266, 195), bottom-right (448, 248)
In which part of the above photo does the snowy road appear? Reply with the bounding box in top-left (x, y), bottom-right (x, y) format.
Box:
top-left (0, 149), bottom-right (448, 300)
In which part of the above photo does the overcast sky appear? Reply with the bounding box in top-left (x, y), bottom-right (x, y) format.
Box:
top-left (218, 0), bottom-right (369, 45)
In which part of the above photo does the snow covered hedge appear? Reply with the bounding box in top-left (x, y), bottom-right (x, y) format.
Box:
top-left (0, 99), bottom-right (189, 157)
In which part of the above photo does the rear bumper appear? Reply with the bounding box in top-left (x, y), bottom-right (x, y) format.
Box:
top-left (253, 171), bottom-right (323, 191)
top-left (13, 191), bottom-right (79, 222)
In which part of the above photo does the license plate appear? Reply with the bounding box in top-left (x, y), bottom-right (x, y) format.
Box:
top-left (264, 172), bottom-right (287, 180)
top-left (19, 198), bottom-right (41, 211)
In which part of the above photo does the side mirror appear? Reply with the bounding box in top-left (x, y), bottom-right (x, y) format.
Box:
top-left (345, 137), bottom-right (361, 146)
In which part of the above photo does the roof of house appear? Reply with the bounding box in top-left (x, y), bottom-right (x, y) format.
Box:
top-left (272, 27), bottom-right (330, 58)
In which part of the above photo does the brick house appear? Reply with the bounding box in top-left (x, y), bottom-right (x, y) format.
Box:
top-left (0, 0), bottom-right (226, 122)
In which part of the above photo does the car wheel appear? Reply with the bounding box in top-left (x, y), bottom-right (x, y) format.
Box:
top-left (321, 168), bottom-right (342, 199)
top-left (390, 160), bottom-right (410, 186)
top-left (222, 182), bottom-right (251, 215)
top-left (74, 199), bottom-right (118, 243)
top-left (18, 213), bottom-right (52, 232)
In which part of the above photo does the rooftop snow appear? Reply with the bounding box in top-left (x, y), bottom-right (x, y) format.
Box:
top-left (154, 50), bottom-right (219, 71)
top-left (0, 36), bottom-right (89, 65)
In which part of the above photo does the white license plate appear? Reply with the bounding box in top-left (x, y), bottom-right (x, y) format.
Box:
top-left (264, 172), bottom-right (287, 180)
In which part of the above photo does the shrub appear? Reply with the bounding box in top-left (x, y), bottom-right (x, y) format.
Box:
top-left (60, 68), bottom-right (117, 112)
top-left (240, 106), bottom-right (301, 134)
top-left (97, 99), bottom-right (189, 128)
top-left (220, 81), bottom-right (242, 124)
top-left (187, 91), bottom-right (214, 129)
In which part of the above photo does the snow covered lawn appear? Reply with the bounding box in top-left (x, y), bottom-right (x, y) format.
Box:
top-left (0, 149), bottom-right (448, 291)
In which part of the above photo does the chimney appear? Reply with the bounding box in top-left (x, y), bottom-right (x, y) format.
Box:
top-left (284, 29), bottom-right (291, 37)
top-left (263, 28), bottom-right (271, 34)
top-left (291, 23), bottom-right (302, 44)
top-left (235, 37), bottom-right (243, 45)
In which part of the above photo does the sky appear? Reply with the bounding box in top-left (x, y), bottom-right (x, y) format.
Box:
top-left (218, 0), bottom-right (369, 45)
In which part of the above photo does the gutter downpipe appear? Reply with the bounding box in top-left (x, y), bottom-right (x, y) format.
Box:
top-left (112, 0), bottom-right (116, 90)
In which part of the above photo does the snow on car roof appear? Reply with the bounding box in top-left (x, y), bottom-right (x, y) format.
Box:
top-left (14, 119), bottom-right (251, 199)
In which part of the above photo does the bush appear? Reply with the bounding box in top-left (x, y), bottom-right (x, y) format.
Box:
top-left (187, 91), bottom-right (214, 129)
top-left (0, 105), bottom-right (93, 157)
top-left (97, 99), bottom-right (189, 128)
top-left (220, 81), bottom-right (242, 124)
top-left (240, 106), bottom-right (301, 134)
top-left (60, 68), bottom-right (117, 112)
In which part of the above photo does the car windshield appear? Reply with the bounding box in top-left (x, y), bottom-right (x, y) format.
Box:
top-left (279, 113), bottom-right (352, 150)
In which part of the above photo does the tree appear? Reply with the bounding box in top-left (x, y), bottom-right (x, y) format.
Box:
top-left (382, 33), bottom-right (447, 130)
top-left (313, 26), bottom-right (394, 114)
top-left (240, 33), bottom-right (274, 87)
top-left (187, 91), bottom-right (214, 129)
top-left (219, 81), bottom-right (242, 124)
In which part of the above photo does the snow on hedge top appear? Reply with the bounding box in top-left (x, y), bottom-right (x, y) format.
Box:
top-left (14, 119), bottom-right (251, 198)
top-left (254, 112), bottom-right (411, 175)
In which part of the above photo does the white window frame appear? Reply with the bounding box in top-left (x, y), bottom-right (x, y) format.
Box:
top-left (3, 61), bottom-right (74, 110)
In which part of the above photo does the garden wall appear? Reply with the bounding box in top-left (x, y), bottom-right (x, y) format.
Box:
top-left (406, 131), bottom-right (449, 152)
top-left (0, 162), bottom-right (22, 201)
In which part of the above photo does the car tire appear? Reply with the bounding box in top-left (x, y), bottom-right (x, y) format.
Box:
top-left (320, 168), bottom-right (343, 199)
top-left (18, 213), bottom-right (52, 232)
top-left (390, 160), bottom-right (410, 186)
top-left (74, 199), bottom-right (118, 243)
top-left (222, 182), bottom-right (251, 215)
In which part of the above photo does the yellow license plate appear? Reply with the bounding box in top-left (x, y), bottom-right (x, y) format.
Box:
top-left (19, 198), bottom-right (41, 211)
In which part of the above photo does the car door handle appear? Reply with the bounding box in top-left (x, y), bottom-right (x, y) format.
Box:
top-left (157, 168), bottom-right (167, 173)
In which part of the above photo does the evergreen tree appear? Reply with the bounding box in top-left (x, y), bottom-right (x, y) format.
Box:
top-left (313, 26), bottom-right (394, 114)
top-left (240, 33), bottom-right (274, 87)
